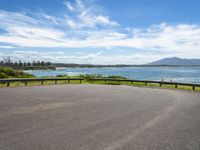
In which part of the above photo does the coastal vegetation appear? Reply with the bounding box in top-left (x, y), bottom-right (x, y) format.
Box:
top-left (1, 57), bottom-right (200, 70)
top-left (0, 59), bottom-right (55, 70)
top-left (0, 59), bottom-right (199, 92)
top-left (0, 74), bottom-right (199, 92)
top-left (0, 72), bottom-right (199, 92)
top-left (78, 74), bottom-right (127, 80)
top-left (43, 74), bottom-right (127, 80)
top-left (0, 67), bottom-right (35, 79)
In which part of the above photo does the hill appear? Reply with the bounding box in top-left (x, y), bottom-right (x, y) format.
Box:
top-left (146, 57), bottom-right (200, 66)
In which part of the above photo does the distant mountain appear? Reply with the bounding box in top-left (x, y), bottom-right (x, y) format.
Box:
top-left (146, 57), bottom-right (200, 66)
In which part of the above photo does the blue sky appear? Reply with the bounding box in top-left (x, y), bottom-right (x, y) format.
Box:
top-left (0, 0), bottom-right (200, 64)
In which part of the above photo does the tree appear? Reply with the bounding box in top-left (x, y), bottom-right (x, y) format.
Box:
top-left (32, 61), bottom-right (36, 66)
top-left (23, 62), bottom-right (27, 68)
top-left (0, 60), bottom-right (4, 66)
top-left (46, 62), bottom-right (51, 66)
top-left (37, 61), bottom-right (41, 66)
top-left (27, 62), bottom-right (31, 67)
top-left (14, 62), bottom-right (18, 68)
top-left (18, 61), bottom-right (23, 68)
top-left (41, 61), bottom-right (45, 66)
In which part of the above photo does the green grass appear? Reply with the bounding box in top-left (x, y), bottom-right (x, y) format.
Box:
top-left (0, 80), bottom-right (84, 87)
top-left (87, 80), bottom-right (200, 92)
top-left (1, 79), bottom-right (199, 92)
top-left (0, 72), bottom-right (199, 92)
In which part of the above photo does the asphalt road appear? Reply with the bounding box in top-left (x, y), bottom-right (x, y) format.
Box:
top-left (0, 84), bottom-right (200, 150)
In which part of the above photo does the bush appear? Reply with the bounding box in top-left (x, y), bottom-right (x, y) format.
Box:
top-left (0, 72), bottom-right (9, 78)
top-left (107, 75), bottom-right (127, 79)
top-left (0, 67), bottom-right (35, 78)
top-left (78, 74), bottom-right (127, 80)
top-left (79, 74), bottom-right (102, 80)
top-left (56, 74), bottom-right (69, 78)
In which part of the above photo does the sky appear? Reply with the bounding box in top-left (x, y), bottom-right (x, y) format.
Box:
top-left (0, 0), bottom-right (200, 64)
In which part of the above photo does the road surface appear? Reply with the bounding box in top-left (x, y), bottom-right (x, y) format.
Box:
top-left (0, 84), bottom-right (200, 150)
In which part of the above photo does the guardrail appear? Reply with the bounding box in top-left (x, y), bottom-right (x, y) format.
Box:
top-left (0, 77), bottom-right (200, 90)
top-left (0, 78), bottom-right (84, 87)
top-left (89, 78), bottom-right (200, 90)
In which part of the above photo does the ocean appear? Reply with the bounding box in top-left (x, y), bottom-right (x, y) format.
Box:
top-left (25, 67), bottom-right (200, 84)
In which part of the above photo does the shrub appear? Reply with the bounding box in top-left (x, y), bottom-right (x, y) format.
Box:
top-left (0, 72), bottom-right (9, 78)
top-left (107, 75), bottom-right (127, 79)
top-left (0, 67), bottom-right (35, 78)
top-left (56, 74), bottom-right (69, 77)
top-left (79, 74), bottom-right (103, 80)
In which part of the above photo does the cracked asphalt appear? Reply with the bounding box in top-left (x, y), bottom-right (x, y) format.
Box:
top-left (0, 84), bottom-right (200, 150)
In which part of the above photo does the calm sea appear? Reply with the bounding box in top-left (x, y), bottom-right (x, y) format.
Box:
top-left (25, 67), bottom-right (200, 83)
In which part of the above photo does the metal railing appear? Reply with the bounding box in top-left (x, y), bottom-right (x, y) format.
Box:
top-left (0, 77), bottom-right (200, 90)
top-left (89, 78), bottom-right (200, 90)
top-left (0, 78), bottom-right (84, 87)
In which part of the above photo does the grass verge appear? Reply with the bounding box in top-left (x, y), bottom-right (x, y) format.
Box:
top-left (0, 78), bottom-right (199, 92)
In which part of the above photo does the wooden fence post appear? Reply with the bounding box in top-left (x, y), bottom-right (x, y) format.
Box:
top-left (193, 85), bottom-right (195, 90)
top-left (7, 82), bottom-right (10, 87)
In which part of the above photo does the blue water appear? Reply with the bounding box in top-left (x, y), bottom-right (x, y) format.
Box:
top-left (25, 67), bottom-right (200, 83)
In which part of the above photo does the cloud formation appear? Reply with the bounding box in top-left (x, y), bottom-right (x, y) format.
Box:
top-left (0, 0), bottom-right (200, 64)
top-left (64, 0), bottom-right (118, 29)
top-left (0, 50), bottom-right (179, 65)
top-left (0, 50), bottom-right (106, 64)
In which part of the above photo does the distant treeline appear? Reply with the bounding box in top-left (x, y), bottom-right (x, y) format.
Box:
top-left (53, 63), bottom-right (179, 68)
top-left (53, 63), bottom-right (200, 68)
top-left (0, 60), bottom-right (56, 70)
top-left (53, 63), bottom-right (137, 68)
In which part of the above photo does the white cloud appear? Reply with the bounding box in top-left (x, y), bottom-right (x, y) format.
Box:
top-left (0, 45), bottom-right (15, 48)
top-left (1, 9), bottom-right (200, 58)
top-left (0, 0), bottom-right (200, 64)
top-left (0, 50), bottom-right (179, 64)
top-left (63, 0), bottom-right (118, 29)
top-left (95, 15), bottom-right (118, 26)
top-left (0, 50), bottom-right (105, 63)
top-left (63, 1), bottom-right (75, 12)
